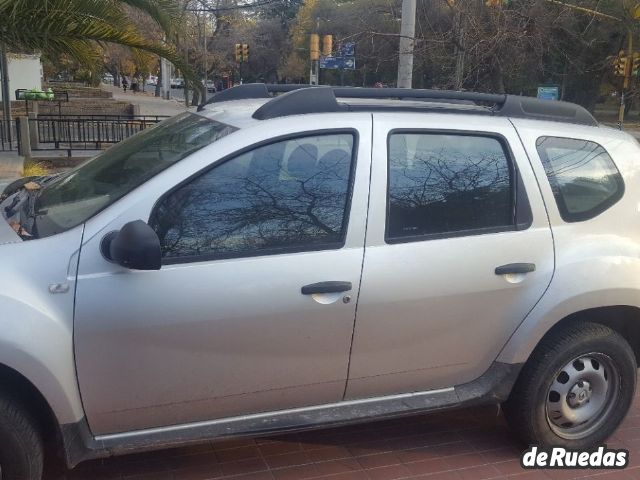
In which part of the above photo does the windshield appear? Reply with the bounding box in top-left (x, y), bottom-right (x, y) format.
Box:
top-left (30, 113), bottom-right (237, 238)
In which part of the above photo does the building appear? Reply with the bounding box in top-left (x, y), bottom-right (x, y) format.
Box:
top-left (0, 53), bottom-right (43, 101)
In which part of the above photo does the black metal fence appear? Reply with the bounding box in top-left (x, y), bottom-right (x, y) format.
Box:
top-left (0, 119), bottom-right (17, 151)
top-left (27, 115), bottom-right (168, 155)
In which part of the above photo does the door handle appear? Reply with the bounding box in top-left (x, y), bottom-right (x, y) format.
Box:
top-left (495, 263), bottom-right (536, 275)
top-left (301, 281), bottom-right (352, 295)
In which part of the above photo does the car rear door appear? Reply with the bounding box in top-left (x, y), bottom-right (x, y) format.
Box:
top-left (345, 113), bottom-right (554, 399)
top-left (73, 115), bottom-right (372, 435)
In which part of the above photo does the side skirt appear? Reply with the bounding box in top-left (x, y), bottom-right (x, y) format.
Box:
top-left (61, 361), bottom-right (521, 468)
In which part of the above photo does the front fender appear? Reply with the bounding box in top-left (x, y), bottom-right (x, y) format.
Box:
top-left (0, 226), bottom-right (85, 425)
top-left (0, 295), bottom-right (84, 424)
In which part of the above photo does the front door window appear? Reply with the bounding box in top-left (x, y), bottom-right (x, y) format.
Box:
top-left (150, 133), bottom-right (356, 263)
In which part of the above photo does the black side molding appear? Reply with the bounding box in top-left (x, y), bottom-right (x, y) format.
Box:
top-left (60, 361), bottom-right (523, 467)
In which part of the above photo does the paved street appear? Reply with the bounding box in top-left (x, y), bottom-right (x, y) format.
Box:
top-left (45, 391), bottom-right (640, 480)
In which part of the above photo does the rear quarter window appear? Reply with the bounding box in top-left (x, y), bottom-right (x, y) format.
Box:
top-left (536, 137), bottom-right (624, 222)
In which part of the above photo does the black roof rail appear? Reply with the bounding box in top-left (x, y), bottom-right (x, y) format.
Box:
top-left (198, 84), bottom-right (314, 110)
top-left (200, 83), bottom-right (598, 127)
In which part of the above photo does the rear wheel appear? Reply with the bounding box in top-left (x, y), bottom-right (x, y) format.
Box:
top-left (503, 322), bottom-right (636, 449)
top-left (0, 394), bottom-right (43, 480)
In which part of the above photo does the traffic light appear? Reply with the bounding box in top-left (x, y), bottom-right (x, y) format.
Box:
top-left (310, 34), bottom-right (320, 61)
top-left (235, 44), bottom-right (242, 63)
top-left (242, 44), bottom-right (249, 62)
top-left (322, 35), bottom-right (333, 57)
top-left (615, 51), bottom-right (629, 77)
top-left (632, 52), bottom-right (640, 77)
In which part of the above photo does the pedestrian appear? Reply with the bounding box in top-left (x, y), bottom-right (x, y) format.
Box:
top-left (122, 77), bottom-right (128, 93)
top-left (131, 77), bottom-right (138, 94)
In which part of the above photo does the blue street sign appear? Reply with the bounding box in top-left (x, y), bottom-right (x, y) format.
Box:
top-left (340, 42), bottom-right (356, 57)
top-left (320, 56), bottom-right (342, 70)
top-left (537, 86), bottom-right (559, 101)
top-left (342, 57), bottom-right (356, 70)
top-left (320, 56), bottom-right (356, 71)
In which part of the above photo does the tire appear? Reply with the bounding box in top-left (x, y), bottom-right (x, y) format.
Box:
top-left (503, 321), bottom-right (637, 449)
top-left (0, 394), bottom-right (43, 480)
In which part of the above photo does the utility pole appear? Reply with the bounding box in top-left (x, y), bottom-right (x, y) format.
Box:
top-left (310, 34), bottom-right (320, 85)
top-left (160, 33), bottom-right (171, 100)
top-left (160, 57), bottom-right (171, 100)
top-left (454, 11), bottom-right (465, 90)
top-left (310, 17), bottom-right (321, 85)
top-left (0, 43), bottom-right (11, 143)
top-left (397, 0), bottom-right (416, 89)
top-left (619, 31), bottom-right (634, 127)
top-left (203, 16), bottom-right (208, 101)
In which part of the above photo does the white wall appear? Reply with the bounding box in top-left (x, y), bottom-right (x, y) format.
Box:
top-left (0, 53), bottom-right (43, 101)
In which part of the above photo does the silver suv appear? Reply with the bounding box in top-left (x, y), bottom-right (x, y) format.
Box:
top-left (1, 84), bottom-right (638, 479)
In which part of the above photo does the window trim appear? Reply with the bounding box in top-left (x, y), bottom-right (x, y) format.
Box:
top-left (535, 135), bottom-right (625, 223)
top-left (384, 129), bottom-right (531, 245)
top-left (149, 128), bottom-right (360, 266)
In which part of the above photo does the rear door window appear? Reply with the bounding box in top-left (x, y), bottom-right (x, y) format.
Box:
top-left (536, 137), bottom-right (624, 222)
top-left (386, 132), bottom-right (515, 242)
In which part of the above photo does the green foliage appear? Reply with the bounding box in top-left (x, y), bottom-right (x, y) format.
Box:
top-left (279, 0), bottom-right (633, 110)
top-left (0, 0), bottom-right (195, 83)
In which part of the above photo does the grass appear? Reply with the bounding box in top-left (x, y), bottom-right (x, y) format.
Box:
top-left (22, 160), bottom-right (51, 177)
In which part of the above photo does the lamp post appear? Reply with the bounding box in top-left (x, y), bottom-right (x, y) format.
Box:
top-left (0, 41), bottom-right (11, 143)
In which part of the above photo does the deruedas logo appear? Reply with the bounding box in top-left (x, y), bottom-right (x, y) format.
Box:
top-left (521, 446), bottom-right (629, 469)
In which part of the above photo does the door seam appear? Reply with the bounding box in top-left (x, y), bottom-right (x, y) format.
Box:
top-left (342, 114), bottom-right (375, 400)
top-left (493, 120), bottom-right (557, 359)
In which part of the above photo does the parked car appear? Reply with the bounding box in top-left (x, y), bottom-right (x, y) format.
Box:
top-left (170, 77), bottom-right (184, 89)
top-left (101, 73), bottom-right (114, 85)
top-left (1, 84), bottom-right (639, 479)
top-left (205, 79), bottom-right (216, 93)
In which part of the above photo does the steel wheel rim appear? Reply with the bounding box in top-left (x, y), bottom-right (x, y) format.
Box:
top-left (545, 352), bottom-right (620, 440)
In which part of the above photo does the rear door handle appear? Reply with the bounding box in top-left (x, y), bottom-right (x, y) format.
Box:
top-left (495, 263), bottom-right (536, 275)
top-left (301, 281), bottom-right (352, 295)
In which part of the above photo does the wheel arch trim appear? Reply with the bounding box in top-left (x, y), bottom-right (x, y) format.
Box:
top-left (498, 292), bottom-right (640, 364)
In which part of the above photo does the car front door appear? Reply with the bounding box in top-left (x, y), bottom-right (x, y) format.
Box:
top-left (74, 119), bottom-right (372, 435)
top-left (345, 113), bottom-right (554, 399)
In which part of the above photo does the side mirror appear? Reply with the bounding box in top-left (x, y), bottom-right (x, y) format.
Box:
top-left (100, 220), bottom-right (162, 271)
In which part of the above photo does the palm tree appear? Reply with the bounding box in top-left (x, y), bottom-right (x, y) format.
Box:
top-left (0, 0), bottom-right (191, 76)
top-left (0, 0), bottom-right (198, 141)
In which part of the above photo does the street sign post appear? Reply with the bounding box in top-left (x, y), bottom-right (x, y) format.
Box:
top-left (318, 42), bottom-right (356, 85)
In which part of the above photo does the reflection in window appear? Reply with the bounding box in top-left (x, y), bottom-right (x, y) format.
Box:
top-left (536, 137), bottom-right (624, 222)
top-left (151, 134), bottom-right (355, 260)
top-left (387, 133), bottom-right (513, 240)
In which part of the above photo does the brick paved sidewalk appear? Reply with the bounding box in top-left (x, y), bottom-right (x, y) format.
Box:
top-left (44, 392), bottom-right (640, 480)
